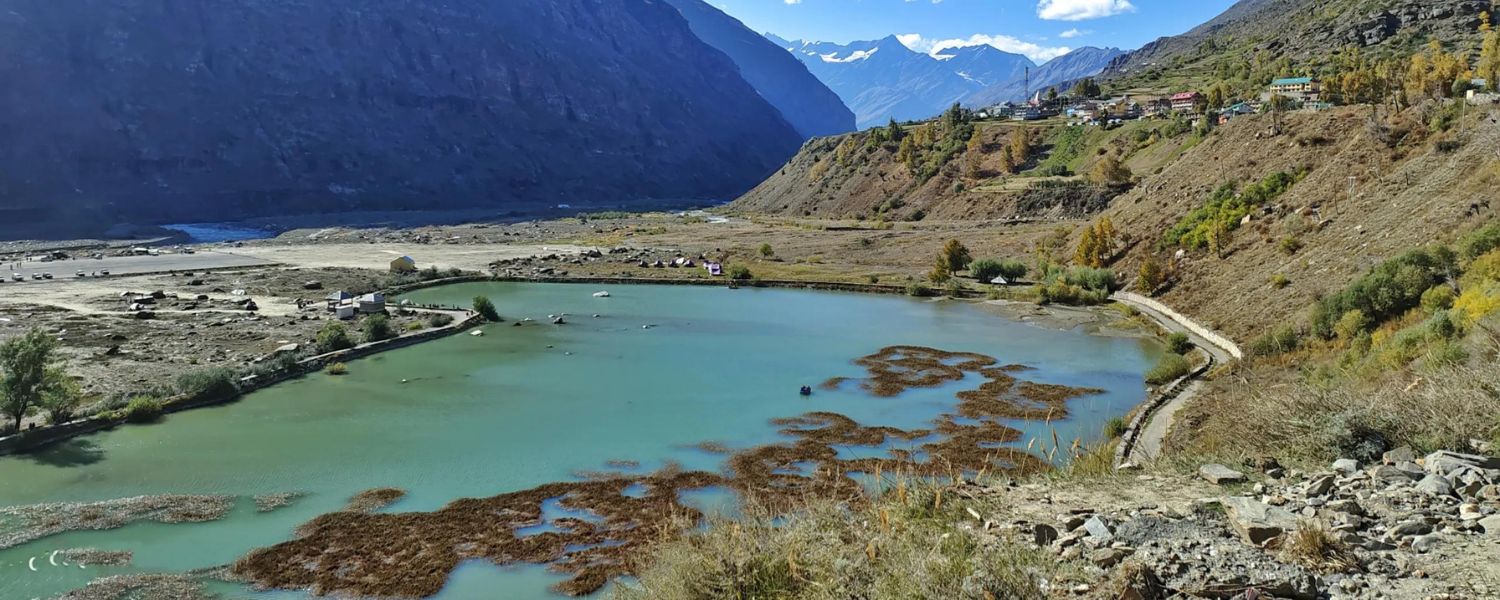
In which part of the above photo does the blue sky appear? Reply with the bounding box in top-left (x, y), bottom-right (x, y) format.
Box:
top-left (711, 0), bottom-right (1239, 62)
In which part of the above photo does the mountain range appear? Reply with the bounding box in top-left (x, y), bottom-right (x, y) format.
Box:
top-left (766, 34), bottom-right (1122, 128)
top-left (663, 0), bottom-right (854, 139)
top-left (0, 0), bottom-right (818, 239)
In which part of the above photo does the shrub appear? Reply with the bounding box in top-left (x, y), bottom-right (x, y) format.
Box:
top-left (316, 322), bottom-right (356, 353)
top-left (1279, 236), bottom-right (1304, 255)
top-left (1334, 309), bottom-right (1369, 341)
top-left (1271, 273), bottom-right (1291, 289)
top-left (1103, 416), bottom-right (1128, 439)
top-left (758, 243), bottom-right (774, 257)
top-left (905, 282), bottom-right (934, 297)
top-left (1162, 171), bottom-right (1301, 250)
top-left (1309, 248), bottom-right (1452, 339)
top-left (1166, 332), bottom-right (1193, 355)
top-left (362, 315), bottom-right (395, 343)
top-left (972, 258), bottom-right (1027, 282)
top-left (175, 368), bottom-right (240, 402)
top-left (1459, 224), bottom-right (1500, 261)
top-left (969, 259), bottom-right (1004, 282)
top-left (1251, 324), bottom-right (1301, 356)
top-left (1137, 257), bottom-right (1167, 293)
top-left (123, 396), bottom-right (164, 423)
top-left (728, 265), bottom-right (753, 280)
top-left (472, 296), bottom-right (501, 322)
top-left (1453, 281), bottom-right (1500, 325)
top-left (1145, 353), bottom-right (1191, 384)
top-left (326, 362), bottom-right (349, 376)
top-left (404, 321), bottom-right (425, 332)
top-left (427, 313), bottom-right (455, 328)
top-left (1062, 267), bottom-right (1117, 292)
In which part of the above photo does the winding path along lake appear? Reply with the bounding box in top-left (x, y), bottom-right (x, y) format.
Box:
top-left (0, 283), bottom-right (1162, 599)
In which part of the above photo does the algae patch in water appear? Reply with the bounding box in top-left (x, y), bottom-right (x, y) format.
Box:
top-left (230, 346), bottom-right (1106, 597)
top-left (0, 495), bottom-right (234, 552)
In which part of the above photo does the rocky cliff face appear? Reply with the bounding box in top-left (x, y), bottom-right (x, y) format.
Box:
top-left (1103, 0), bottom-right (1488, 81)
top-left (663, 0), bottom-right (854, 139)
top-left (0, 0), bottom-right (802, 238)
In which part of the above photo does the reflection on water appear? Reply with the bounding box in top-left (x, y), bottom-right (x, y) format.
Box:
top-left (162, 223), bottom-right (275, 243)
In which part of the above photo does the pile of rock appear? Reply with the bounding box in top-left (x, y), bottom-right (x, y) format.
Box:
top-left (959, 448), bottom-right (1500, 598)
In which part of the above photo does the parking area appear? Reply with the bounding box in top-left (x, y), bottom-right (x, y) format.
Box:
top-left (0, 250), bottom-right (273, 285)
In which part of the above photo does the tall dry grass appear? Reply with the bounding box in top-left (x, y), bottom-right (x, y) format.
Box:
top-left (1184, 331), bottom-right (1500, 465)
top-left (614, 482), bottom-right (1074, 600)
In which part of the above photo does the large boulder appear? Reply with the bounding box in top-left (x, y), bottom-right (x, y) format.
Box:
top-left (1199, 464), bottom-right (1247, 485)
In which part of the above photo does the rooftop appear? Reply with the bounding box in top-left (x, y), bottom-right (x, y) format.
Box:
top-left (1271, 77), bottom-right (1316, 85)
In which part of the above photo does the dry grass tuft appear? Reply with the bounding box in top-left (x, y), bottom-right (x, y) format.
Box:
top-left (1281, 521), bottom-right (1361, 574)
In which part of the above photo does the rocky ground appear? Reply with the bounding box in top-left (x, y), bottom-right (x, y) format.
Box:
top-left (959, 449), bottom-right (1500, 599)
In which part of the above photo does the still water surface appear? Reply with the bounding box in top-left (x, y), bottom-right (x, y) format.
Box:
top-left (0, 283), bottom-right (1161, 599)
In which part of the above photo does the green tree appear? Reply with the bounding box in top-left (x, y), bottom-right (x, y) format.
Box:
top-left (928, 257), bottom-right (952, 284)
top-left (885, 117), bottom-right (905, 142)
top-left (0, 329), bottom-right (64, 431)
top-left (759, 243), bottom-right (775, 258)
top-left (1070, 78), bottom-right (1101, 99)
top-left (316, 322), bottom-right (355, 353)
top-left (939, 239), bottom-right (973, 273)
top-left (473, 296), bottom-right (501, 322)
top-left (363, 314), bottom-right (395, 343)
top-left (39, 367), bottom-right (82, 425)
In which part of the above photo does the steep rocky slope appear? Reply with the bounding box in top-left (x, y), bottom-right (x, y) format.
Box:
top-left (1103, 0), bottom-right (1489, 89)
top-left (1095, 108), bottom-right (1499, 342)
top-left (663, 0), bottom-right (854, 139)
top-left (0, 0), bottom-right (801, 239)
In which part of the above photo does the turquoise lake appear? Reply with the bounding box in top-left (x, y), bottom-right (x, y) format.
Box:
top-left (0, 282), bottom-right (1162, 599)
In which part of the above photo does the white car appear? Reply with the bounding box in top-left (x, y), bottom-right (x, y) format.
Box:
top-left (9, 273), bottom-right (19, 282)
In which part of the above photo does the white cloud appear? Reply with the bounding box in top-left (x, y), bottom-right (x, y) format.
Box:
top-left (1059, 28), bottom-right (1089, 39)
top-left (898, 33), bottom-right (1071, 63)
top-left (783, 0), bottom-right (800, 4)
top-left (1036, 0), bottom-right (1135, 21)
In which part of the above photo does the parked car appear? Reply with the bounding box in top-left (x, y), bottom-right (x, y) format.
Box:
top-left (99, 269), bottom-right (110, 275)
top-left (31, 273), bottom-right (42, 280)
top-left (42, 272), bottom-right (54, 279)
top-left (10, 273), bottom-right (20, 282)
top-left (75, 271), bottom-right (86, 277)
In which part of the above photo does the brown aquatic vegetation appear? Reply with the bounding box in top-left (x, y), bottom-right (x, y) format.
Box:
top-left (56, 574), bottom-right (217, 600)
top-left (231, 346), bottom-right (1103, 597)
top-left (0, 495), bottom-right (234, 551)
top-left (253, 493), bottom-right (303, 513)
top-left (853, 345), bottom-right (997, 396)
top-left (58, 548), bottom-right (133, 567)
top-left (233, 471), bottom-right (725, 598)
top-left (818, 376), bottom-right (848, 390)
top-left (342, 488), bottom-right (407, 513)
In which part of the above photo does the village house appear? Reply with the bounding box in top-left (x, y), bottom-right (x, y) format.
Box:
top-left (325, 291), bottom-right (353, 309)
top-left (357, 292), bottom-right (386, 314)
top-left (389, 255), bottom-right (417, 274)
top-left (1169, 92), bottom-right (1201, 113)
top-left (1268, 77), bottom-right (1321, 101)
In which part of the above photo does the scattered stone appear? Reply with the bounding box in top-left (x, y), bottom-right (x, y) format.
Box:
top-left (1382, 446), bottom-right (1415, 464)
top-left (1199, 464), bottom-right (1247, 485)
top-left (1478, 515), bottom-right (1500, 536)
top-left (1333, 458), bottom-right (1360, 474)
top-left (1414, 474), bottom-right (1454, 497)
top-left (1305, 475), bottom-right (1335, 497)
top-left (1369, 465), bottom-right (1416, 485)
top-left (1084, 515), bottom-right (1115, 541)
top-left (1090, 546), bottom-right (1134, 568)
top-left (1221, 496), bottom-right (1298, 547)
top-left (1032, 523), bottom-right (1059, 547)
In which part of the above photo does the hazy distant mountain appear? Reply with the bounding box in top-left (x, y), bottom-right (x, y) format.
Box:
top-left (767, 34), bottom-right (1033, 129)
top-left (936, 45), bottom-right (1034, 88)
top-left (966, 47), bottom-right (1125, 107)
top-left (663, 0), bottom-right (854, 138)
top-left (0, 0), bottom-right (803, 239)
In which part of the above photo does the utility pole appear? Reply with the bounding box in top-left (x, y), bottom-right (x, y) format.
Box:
top-left (1024, 66), bottom-right (1031, 106)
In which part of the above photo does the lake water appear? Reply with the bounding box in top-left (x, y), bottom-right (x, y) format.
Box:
top-left (0, 282), bottom-right (1161, 599)
top-left (162, 223), bottom-right (277, 244)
